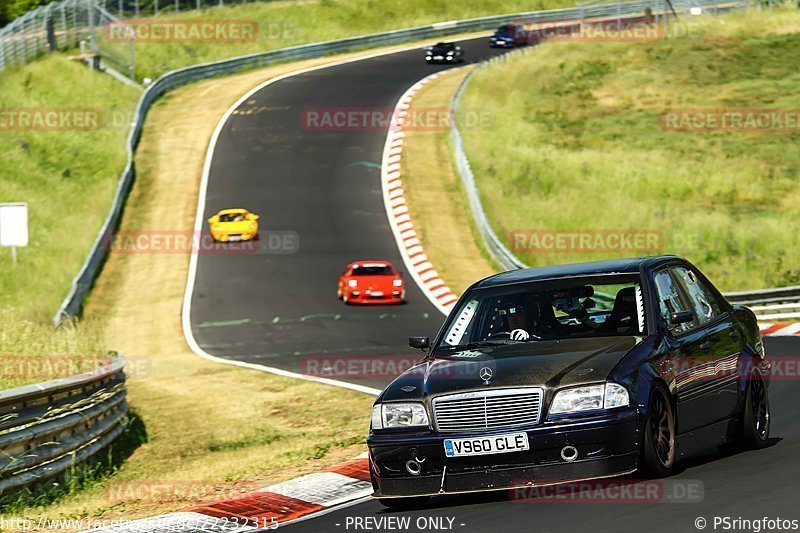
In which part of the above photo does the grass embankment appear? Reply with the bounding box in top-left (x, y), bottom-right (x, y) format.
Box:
top-left (460, 7), bottom-right (800, 291)
top-left (399, 67), bottom-right (497, 296)
top-left (0, 56), bottom-right (140, 323)
top-left (106, 0), bottom-right (568, 81)
top-left (3, 53), bottom-right (419, 526)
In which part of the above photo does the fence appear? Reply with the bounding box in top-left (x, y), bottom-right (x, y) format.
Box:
top-left (0, 355), bottom-right (128, 498)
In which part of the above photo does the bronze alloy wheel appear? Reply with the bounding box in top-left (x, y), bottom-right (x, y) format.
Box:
top-left (650, 387), bottom-right (676, 469)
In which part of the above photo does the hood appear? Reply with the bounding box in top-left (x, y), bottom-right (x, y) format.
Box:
top-left (380, 336), bottom-right (640, 402)
top-left (214, 220), bottom-right (255, 232)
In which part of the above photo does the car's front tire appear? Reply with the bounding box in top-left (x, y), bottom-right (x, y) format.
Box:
top-left (640, 383), bottom-right (675, 477)
top-left (378, 497), bottom-right (430, 510)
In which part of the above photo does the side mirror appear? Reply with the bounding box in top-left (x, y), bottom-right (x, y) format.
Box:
top-left (668, 311), bottom-right (694, 326)
top-left (409, 336), bottom-right (430, 351)
top-left (251, 214), bottom-right (260, 220)
top-left (207, 217), bottom-right (215, 224)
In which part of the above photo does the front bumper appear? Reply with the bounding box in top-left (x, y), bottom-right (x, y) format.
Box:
top-left (369, 408), bottom-right (639, 498)
top-left (344, 290), bottom-right (404, 304)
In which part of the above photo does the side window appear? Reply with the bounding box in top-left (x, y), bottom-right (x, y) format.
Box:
top-left (654, 269), bottom-right (696, 334)
top-left (673, 267), bottom-right (722, 325)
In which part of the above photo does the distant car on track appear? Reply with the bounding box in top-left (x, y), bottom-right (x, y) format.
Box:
top-left (369, 256), bottom-right (770, 509)
top-left (338, 261), bottom-right (405, 304)
top-left (489, 23), bottom-right (528, 47)
top-left (425, 42), bottom-right (465, 64)
top-left (208, 208), bottom-right (259, 242)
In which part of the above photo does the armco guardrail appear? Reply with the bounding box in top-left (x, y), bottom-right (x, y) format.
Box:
top-left (724, 286), bottom-right (800, 321)
top-left (0, 355), bottom-right (127, 497)
top-left (53, 0), bottom-right (740, 325)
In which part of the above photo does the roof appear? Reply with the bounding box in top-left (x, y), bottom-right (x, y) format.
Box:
top-left (474, 256), bottom-right (681, 288)
top-left (350, 260), bottom-right (393, 267)
top-left (216, 208), bottom-right (248, 214)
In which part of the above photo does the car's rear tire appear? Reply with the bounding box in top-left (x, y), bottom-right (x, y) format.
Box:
top-left (378, 497), bottom-right (430, 510)
top-left (640, 384), bottom-right (676, 478)
top-left (741, 369), bottom-right (770, 449)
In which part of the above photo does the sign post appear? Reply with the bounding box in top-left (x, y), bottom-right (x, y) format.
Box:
top-left (0, 203), bottom-right (30, 265)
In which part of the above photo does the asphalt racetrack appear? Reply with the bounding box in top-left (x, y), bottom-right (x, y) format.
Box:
top-left (187, 36), bottom-right (800, 532)
top-left (188, 36), bottom-right (508, 391)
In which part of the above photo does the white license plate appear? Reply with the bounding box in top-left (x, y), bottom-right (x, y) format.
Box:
top-left (370, 291), bottom-right (384, 297)
top-left (228, 235), bottom-right (242, 242)
top-left (444, 432), bottom-right (529, 457)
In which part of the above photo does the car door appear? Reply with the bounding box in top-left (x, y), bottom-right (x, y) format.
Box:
top-left (672, 266), bottom-right (741, 421)
top-left (653, 268), bottom-right (719, 434)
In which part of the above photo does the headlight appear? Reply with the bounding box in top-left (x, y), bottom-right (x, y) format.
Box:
top-left (392, 279), bottom-right (403, 287)
top-left (213, 225), bottom-right (221, 232)
top-left (248, 223), bottom-right (256, 230)
top-left (549, 383), bottom-right (629, 416)
top-left (426, 55), bottom-right (432, 60)
top-left (371, 403), bottom-right (429, 429)
top-left (348, 279), bottom-right (358, 288)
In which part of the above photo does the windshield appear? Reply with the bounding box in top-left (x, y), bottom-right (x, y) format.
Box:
top-left (218, 213), bottom-right (246, 222)
top-left (495, 25), bottom-right (512, 36)
top-left (432, 43), bottom-right (455, 51)
top-left (351, 265), bottom-right (394, 276)
top-left (438, 275), bottom-right (645, 349)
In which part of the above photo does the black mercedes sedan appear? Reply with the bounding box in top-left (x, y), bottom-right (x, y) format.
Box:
top-left (368, 256), bottom-right (770, 508)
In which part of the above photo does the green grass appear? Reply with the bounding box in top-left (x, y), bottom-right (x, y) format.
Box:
top-left (0, 309), bottom-right (108, 389)
top-left (460, 7), bottom-right (800, 291)
top-left (0, 56), bottom-right (141, 323)
top-left (100, 0), bottom-right (568, 80)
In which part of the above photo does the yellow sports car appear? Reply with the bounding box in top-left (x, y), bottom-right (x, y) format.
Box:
top-left (208, 208), bottom-right (260, 242)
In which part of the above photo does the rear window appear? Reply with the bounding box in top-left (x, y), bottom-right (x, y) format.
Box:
top-left (352, 265), bottom-right (394, 276)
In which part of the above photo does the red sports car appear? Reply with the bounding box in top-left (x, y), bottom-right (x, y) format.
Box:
top-left (338, 261), bottom-right (405, 304)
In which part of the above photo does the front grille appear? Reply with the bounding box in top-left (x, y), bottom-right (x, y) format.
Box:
top-left (432, 387), bottom-right (543, 433)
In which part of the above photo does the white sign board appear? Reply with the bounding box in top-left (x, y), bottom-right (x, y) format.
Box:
top-left (0, 203), bottom-right (29, 247)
